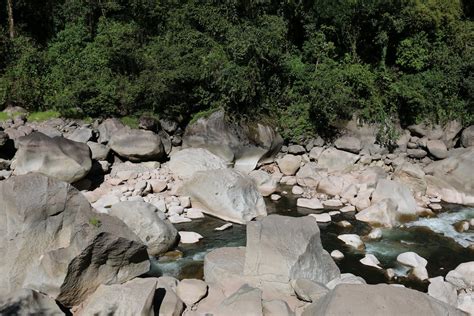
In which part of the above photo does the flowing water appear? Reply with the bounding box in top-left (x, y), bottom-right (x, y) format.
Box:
top-left (152, 188), bottom-right (474, 291)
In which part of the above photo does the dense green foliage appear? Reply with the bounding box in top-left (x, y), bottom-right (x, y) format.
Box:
top-left (0, 0), bottom-right (473, 140)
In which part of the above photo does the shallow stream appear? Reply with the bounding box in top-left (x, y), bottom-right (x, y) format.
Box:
top-left (153, 188), bottom-right (474, 292)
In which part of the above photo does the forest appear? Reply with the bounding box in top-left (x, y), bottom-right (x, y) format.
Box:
top-left (0, 0), bottom-right (473, 141)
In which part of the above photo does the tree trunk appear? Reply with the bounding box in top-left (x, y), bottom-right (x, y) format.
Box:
top-left (7, 0), bottom-right (15, 39)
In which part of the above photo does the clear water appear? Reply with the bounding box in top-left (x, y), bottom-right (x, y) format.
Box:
top-left (151, 187), bottom-right (474, 292)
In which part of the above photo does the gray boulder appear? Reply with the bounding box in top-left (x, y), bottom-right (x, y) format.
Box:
top-left (109, 201), bottom-right (178, 256)
top-left (0, 174), bottom-right (150, 307)
top-left (13, 132), bottom-right (92, 183)
top-left (244, 215), bottom-right (340, 284)
top-left (182, 169), bottom-right (267, 224)
top-left (371, 179), bottom-right (417, 216)
top-left (276, 154), bottom-right (302, 176)
top-left (183, 109), bottom-right (282, 167)
top-left (78, 278), bottom-right (157, 316)
top-left (97, 118), bottom-right (124, 144)
top-left (215, 285), bottom-right (263, 316)
top-left (169, 148), bottom-right (228, 179)
top-left (66, 127), bottom-right (93, 143)
top-left (249, 169), bottom-right (278, 197)
top-left (427, 139), bottom-right (448, 159)
top-left (0, 289), bottom-right (64, 316)
top-left (109, 127), bottom-right (164, 161)
top-left (355, 199), bottom-right (399, 227)
top-left (393, 162), bottom-right (427, 194)
top-left (425, 148), bottom-right (474, 205)
top-left (461, 126), bottom-right (474, 147)
top-left (87, 141), bottom-right (110, 160)
top-left (302, 284), bottom-right (465, 316)
top-left (317, 148), bottom-right (359, 173)
top-left (443, 120), bottom-right (463, 148)
top-left (334, 135), bottom-right (362, 154)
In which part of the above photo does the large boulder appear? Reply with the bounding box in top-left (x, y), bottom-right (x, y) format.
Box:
top-left (355, 199), bottom-right (399, 227)
top-left (334, 135), bottom-right (362, 154)
top-left (296, 162), bottom-right (326, 188)
top-left (277, 154), bottom-right (302, 176)
top-left (427, 139), bottom-right (448, 159)
top-left (244, 215), bottom-right (340, 284)
top-left (215, 285), bottom-right (263, 316)
top-left (183, 109), bottom-right (283, 169)
top-left (249, 169), bottom-right (278, 197)
top-left (302, 284), bottom-right (465, 316)
top-left (393, 162), bottom-right (427, 194)
top-left (109, 127), bottom-right (164, 161)
top-left (317, 148), bottom-right (359, 173)
top-left (66, 127), bottom-right (93, 143)
top-left (97, 118), bottom-right (124, 144)
top-left (13, 132), bottom-right (92, 183)
top-left (371, 179), bottom-right (417, 216)
top-left (182, 169), bottom-right (267, 224)
top-left (461, 126), bottom-right (474, 147)
top-left (77, 278), bottom-right (157, 316)
top-left (0, 289), bottom-right (64, 315)
top-left (0, 174), bottom-right (150, 307)
top-left (168, 148), bottom-right (228, 179)
top-left (109, 201), bottom-right (178, 256)
top-left (425, 148), bottom-right (474, 205)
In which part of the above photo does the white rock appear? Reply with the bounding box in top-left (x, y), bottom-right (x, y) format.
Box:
top-left (276, 154), bottom-right (302, 176)
top-left (176, 279), bottom-right (208, 307)
top-left (215, 223), bottom-right (233, 231)
top-left (337, 234), bottom-right (364, 250)
top-left (179, 196), bottom-right (191, 208)
top-left (367, 228), bottom-right (383, 240)
top-left (360, 254), bottom-right (382, 269)
top-left (397, 252), bottom-right (428, 268)
top-left (340, 205), bottom-right (356, 213)
top-left (331, 250), bottom-right (344, 260)
top-left (309, 213), bottom-right (331, 223)
top-left (169, 214), bottom-right (192, 224)
top-left (411, 266), bottom-right (429, 281)
top-left (428, 276), bottom-right (457, 306)
top-left (179, 231), bottom-right (203, 244)
top-left (271, 194), bottom-right (281, 201)
top-left (457, 291), bottom-right (474, 315)
top-left (292, 185), bottom-right (304, 195)
top-left (297, 198), bottom-right (324, 209)
top-left (168, 205), bottom-right (184, 215)
top-left (445, 262), bottom-right (474, 290)
top-left (322, 199), bottom-right (343, 207)
top-left (186, 208), bottom-right (205, 219)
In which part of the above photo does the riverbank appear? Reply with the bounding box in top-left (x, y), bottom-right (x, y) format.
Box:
top-left (0, 107), bottom-right (473, 315)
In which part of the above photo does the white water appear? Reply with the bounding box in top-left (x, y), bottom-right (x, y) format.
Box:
top-left (406, 207), bottom-right (474, 248)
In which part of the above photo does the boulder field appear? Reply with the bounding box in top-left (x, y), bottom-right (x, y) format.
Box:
top-left (0, 109), bottom-right (473, 315)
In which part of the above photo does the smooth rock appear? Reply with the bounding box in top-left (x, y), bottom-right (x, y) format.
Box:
top-left (169, 148), bottom-right (228, 179)
top-left (13, 132), bottom-right (92, 183)
top-left (302, 284), bottom-right (465, 316)
top-left (360, 254), bottom-right (382, 269)
top-left (215, 223), bottom-right (233, 231)
top-left (109, 127), bottom-right (164, 161)
top-left (250, 169), bottom-right (278, 196)
top-left (337, 234), bottom-right (364, 250)
top-left (78, 278), bottom-right (157, 315)
top-left (371, 179), bottom-right (418, 215)
top-left (334, 135), bottom-right (362, 154)
top-left (445, 262), bottom-right (474, 290)
top-left (87, 141), bottom-right (110, 160)
top-left (355, 199), bottom-right (399, 227)
top-left (244, 215), bottom-right (340, 284)
top-left (182, 169), bottom-right (267, 224)
top-left (291, 278), bottom-right (329, 302)
top-left (215, 285), bottom-right (263, 316)
top-left (179, 231), bottom-right (203, 244)
top-left (0, 174), bottom-right (150, 307)
top-left (277, 154), bottom-right (302, 176)
top-left (331, 250), bottom-right (344, 260)
top-left (428, 276), bottom-right (458, 306)
top-left (109, 201), bottom-right (178, 256)
top-left (297, 198), bottom-right (324, 210)
top-left (176, 279), bottom-right (208, 307)
top-left (309, 213), bottom-right (331, 223)
top-left (397, 252), bottom-right (428, 268)
top-left (461, 125), bottom-right (474, 147)
top-left (317, 148), bottom-right (359, 173)
top-left (427, 139), bottom-right (448, 159)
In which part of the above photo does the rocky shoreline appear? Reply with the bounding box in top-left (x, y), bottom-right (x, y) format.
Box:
top-left (0, 107), bottom-right (473, 315)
